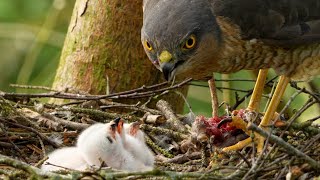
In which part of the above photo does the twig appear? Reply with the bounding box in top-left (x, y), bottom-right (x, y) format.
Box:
top-left (42, 112), bottom-right (89, 130)
top-left (0, 97), bottom-right (39, 130)
top-left (290, 82), bottom-right (320, 102)
top-left (145, 135), bottom-right (174, 158)
top-left (208, 77), bottom-right (219, 117)
top-left (308, 115), bottom-right (320, 122)
top-left (247, 123), bottom-right (320, 170)
top-left (0, 118), bottom-right (61, 148)
top-left (189, 83), bottom-right (252, 93)
top-left (164, 152), bottom-right (201, 164)
top-left (242, 127), bottom-right (273, 179)
top-left (193, 79), bottom-right (256, 82)
top-left (10, 84), bottom-right (58, 92)
top-left (285, 98), bottom-right (316, 129)
top-left (156, 100), bottom-right (187, 132)
top-left (201, 142), bottom-right (209, 167)
top-left (140, 124), bottom-right (188, 141)
top-left (100, 101), bottom-right (161, 115)
top-left (69, 106), bottom-right (114, 119)
top-left (0, 154), bottom-right (70, 179)
top-left (98, 168), bottom-right (219, 179)
top-left (235, 151), bottom-right (251, 168)
top-left (174, 90), bottom-right (193, 114)
top-left (277, 89), bottom-right (302, 116)
top-left (0, 123), bottom-right (27, 162)
top-left (231, 76), bottom-right (278, 110)
top-left (1, 78), bottom-right (192, 101)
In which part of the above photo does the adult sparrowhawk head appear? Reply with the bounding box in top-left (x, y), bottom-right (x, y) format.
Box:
top-left (141, 0), bottom-right (320, 81)
top-left (141, 0), bottom-right (222, 81)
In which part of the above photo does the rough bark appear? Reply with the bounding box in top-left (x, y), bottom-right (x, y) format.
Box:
top-left (51, 0), bottom-right (188, 113)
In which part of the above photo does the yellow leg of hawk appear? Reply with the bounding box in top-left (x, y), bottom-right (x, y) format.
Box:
top-left (223, 69), bottom-right (289, 153)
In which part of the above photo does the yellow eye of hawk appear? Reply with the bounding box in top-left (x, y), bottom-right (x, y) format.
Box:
top-left (144, 40), bottom-right (153, 51)
top-left (183, 35), bottom-right (196, 49)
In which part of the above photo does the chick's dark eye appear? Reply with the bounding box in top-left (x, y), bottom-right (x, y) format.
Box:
top-left (183, 35), bottom-right (196, 49)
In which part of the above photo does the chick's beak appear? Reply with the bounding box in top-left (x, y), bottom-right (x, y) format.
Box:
top-left (113, 117), bottom-right (124, 135)
top-left (129, 122), bottom-right (141, 136)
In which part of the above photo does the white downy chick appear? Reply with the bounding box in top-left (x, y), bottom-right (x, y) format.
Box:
top-left (41, 147), bottom-right (88, 171)
top-left (123, 122), bottom-right (154, 167)
top-left (77, 119), bottom-right (150, 171)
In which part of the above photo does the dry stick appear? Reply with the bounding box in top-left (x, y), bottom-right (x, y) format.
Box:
top-left (193, 79), bottom-right (256, 83)
top-left (10, 84), bottom-right (58, 92)
top-left (302, 133), bottom-right (320, 154)
top-left (290, 82), bottom-right (320, 102)
top-left (0, 141), bottom-right (13, 148)
top-left (278, 90), bottom-right (303, 116)
top-left (0, 123), bottom-right (26, 159)
top-left (190, 83), bottom-right (252, 93)
top-left (275, 134), bottom-right (320, 179)
top-left (286, 98), bottom-right (316, 128)
top-left (242, 128), bottom-right (272, 179)
top-left (0, 118), bottom-right (60, 148)
top-left (0, 154), bottom-right (70, 179)
top-left (11, 81), bottom-right (167, 97)
top-left (57, 107), bottom-right (121, 121)
top-left (231, 76), bottom-right (278, 110)
top-left (156, 161), bottom-right (201, 172)
top-left (201, 142), bottom-right (209, 167)
top-left (235, 151), bottom-right (251, 168)
top-left (263, 80), bottom-right (277, 112)
top-left (100, 169), bottom-right (218, 179)
top-left (140, 124), bottom-right (188, 141)
top-left (42, 112), bottom-right (89, 130)
top-left (156, 99), bottom-right (187, 132)
top-left (174, 90), bottom-right (193, 114)
top-left (256, 92), bottom-right (312, 171)
top-left (1, 78), bottom-right (192, 101)
top-left (247, 123), bottom-right (320, 170)
top-left (142, 113), bottom-right (166, 124)
top-left (100, 101), bottom-right (161, 115)
top-left (144, 135), bottom-right (174, 158)
top-left (208, 77), bottom-right (219, 117)
top-left (34, 156), bottom-right (48, 168)
top-left (308, 115), bottom-right (320, 122)
top-left (165, 152), bottom-right (202, 164)
top-left (243, 85), bottom-right (295, 178)
top-left (0, 97), bottom-right (39, 130)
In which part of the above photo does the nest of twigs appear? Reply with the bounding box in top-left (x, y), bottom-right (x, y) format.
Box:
top-left (0, 79), bottom-right (319, 179)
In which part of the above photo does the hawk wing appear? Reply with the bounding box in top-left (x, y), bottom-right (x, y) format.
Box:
top-left (211, 0), bottom-right (320, 47)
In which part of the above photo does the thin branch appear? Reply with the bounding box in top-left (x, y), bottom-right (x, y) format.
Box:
top-left (10, 84), bottom-right (58, 92)
top-left (0, 154), bottom-right (70, 179)
top-left (231, 76), bottom-right (278, 110)
top-left (247, 123), bottom-right (320, 170)
top-left (1, 78), bottom-right (192, 101)
top-left (0, 118), bottom-right (61, 148)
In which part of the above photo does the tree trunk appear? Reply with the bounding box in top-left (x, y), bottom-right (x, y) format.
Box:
top-left (51, 0), bottom-right (188, 113)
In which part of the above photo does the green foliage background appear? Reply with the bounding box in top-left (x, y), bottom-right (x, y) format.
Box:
top-left (0, 0), bottom-right (318, 122)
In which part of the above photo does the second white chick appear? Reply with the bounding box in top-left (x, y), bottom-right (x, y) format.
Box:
top-left (77, 120), bottom-right (150, 171)
top-left (41, 147), bottom-right (88, 171)
top-left (123, 122), bottom-right (155, 167)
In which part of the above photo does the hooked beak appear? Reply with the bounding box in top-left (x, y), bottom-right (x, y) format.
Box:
top-left (159, 50), bottom-right (184, 81)
top-left (162, 62), bottom-right (175, 81)
top-left (159, 50), bottom-right (174, 81)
